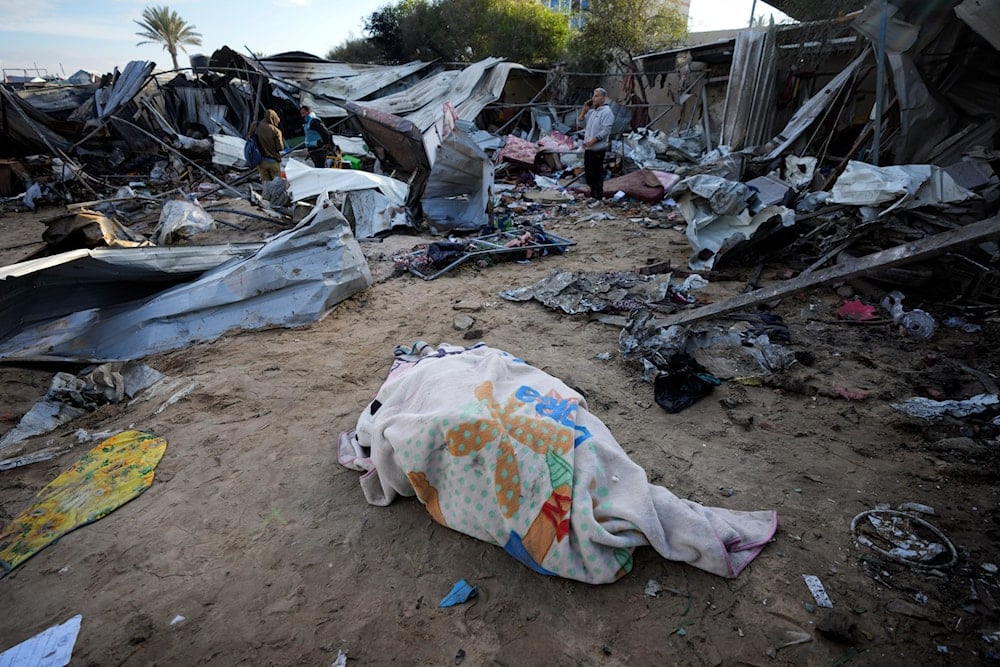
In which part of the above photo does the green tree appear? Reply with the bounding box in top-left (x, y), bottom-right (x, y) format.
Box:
top-left (331, 0), bottom-right (571, 66)
top-left (134, 5), bottom-right (203, 71)
top-left (327, 37), bottom-right (385, 63)
top-left (570, 0), bottom-right (687, 103)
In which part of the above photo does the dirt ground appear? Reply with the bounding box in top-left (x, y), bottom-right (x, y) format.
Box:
top-left (1, 195), bottom-right (999, 666)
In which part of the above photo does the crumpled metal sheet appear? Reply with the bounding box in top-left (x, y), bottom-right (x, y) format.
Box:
top-left (0, 244), bottom-right (263, 342)
top-left (0, 195), bottom-right (372, 363)
top-left (674, 175), bottom-right (795, 271)
top-left (501, 270), bottom-right (676, 315)
top-left (96, 61), bottom-right (155, 120)
top-left (423, 127), bottom-right (493, 234)
top-left (344, 189), bottom-right (415, 238)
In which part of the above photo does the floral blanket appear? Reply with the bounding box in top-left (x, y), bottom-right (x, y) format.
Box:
top-left (340, 342), bottom-right (776, 584)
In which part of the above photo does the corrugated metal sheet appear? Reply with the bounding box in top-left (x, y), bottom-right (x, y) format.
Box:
top-left (422, 128), bottom-right (492, 234)
top-left (97, 61), bottom-right (155, 120)
top-left (344, 190), bottom-right (415, 238)
top-left (361, 71), bottom-right (459, 118)
top-left (0, 198), bottom-right (371, 363)
top-left (305, 61), bottom-right (433, 100)
top-left (0, 244), bottom-right (262, 342)
top-left (255, 53), bottom-right (403, 83)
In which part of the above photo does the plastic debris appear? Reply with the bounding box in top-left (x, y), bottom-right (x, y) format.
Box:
top-left (332, 649), bottom-right (348, 667)
top-left (881, 291), bottom-right (935, 339)
top-left (803, 574), bottom-right (834, 608)
top-left (439, 579), bottom-right (478, 608)
top-left (897, 502), bottom-right (935, 515)
top-left (943, 316), bottom-right (982, 333)
top-left (0, 614), bottom-right (82, 665)
top-left (645, 579), bottom-right (662, 597)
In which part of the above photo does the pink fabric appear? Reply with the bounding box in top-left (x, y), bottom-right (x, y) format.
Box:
top-left (498, 135), bottom-right (538, 166)
top-left (537, 131), bottom-right (576, 152)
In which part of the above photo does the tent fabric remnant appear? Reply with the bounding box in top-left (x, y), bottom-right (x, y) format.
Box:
top-left (339, 342), bottom-right (777, 583)
top-left (0, 430), bottom-right (167, 576)
top-left (0, 195), bottom-right (372, 363)
top-left (284, 158), bottom-right (408, 205)
top-left (829, 161), bottom-right (976, 212)
top-left (497, 135), bottom-right (539, 166)
top-left (599, 170), bottom-right (680, 204)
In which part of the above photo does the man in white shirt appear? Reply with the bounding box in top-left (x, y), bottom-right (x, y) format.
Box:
top-left (577, 87), bottom-right (614, 201)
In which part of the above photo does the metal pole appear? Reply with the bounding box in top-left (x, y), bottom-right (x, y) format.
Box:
top-left (749, 0), bottom-right (758, 27)
top-left (872, 0), bottom-right (888, 165)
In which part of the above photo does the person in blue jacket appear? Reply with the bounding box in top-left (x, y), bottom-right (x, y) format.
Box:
top-left (300, 105), bottom-right (333, 168)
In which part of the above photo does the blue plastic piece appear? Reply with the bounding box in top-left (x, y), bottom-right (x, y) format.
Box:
top-left (439, 579), bottom-right (478, 607)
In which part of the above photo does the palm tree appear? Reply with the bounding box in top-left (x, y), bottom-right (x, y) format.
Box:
top-left (134, 5), bottom-right (203, 71)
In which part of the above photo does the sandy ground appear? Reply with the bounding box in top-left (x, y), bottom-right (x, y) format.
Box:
top-left (1, 196), bottom-right (999, 666)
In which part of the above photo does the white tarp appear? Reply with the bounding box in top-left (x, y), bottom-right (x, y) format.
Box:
top-left (829, 161), bottom-right (977, 213)
top-left (0, 196), bottom-right (371, 363)
top-left (284, 158), bottom-right (408, 204)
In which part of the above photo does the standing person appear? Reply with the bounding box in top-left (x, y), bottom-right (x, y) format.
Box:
top-left (300, 105), bottom-right (332, 168)
top-left (577, 87), bottom-right (614, 201)
top-left (253, 109), bottom-right (284, 182)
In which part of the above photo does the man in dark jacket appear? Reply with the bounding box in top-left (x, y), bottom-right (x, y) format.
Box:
top-left (253, 109), bottom-right (284, 182)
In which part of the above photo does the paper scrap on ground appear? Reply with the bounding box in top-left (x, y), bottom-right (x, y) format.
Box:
top-left (0, 614), bottom-right (82, 667)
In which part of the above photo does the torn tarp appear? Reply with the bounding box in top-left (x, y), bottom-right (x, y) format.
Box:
top-left (0, 195), bottom-right (371, 363)
top-left (284, 158), bottom-right (408, 205)
top-left (829, 161), bottom-right (976, 212)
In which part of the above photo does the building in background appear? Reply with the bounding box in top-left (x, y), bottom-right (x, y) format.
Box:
top-left (542, 1), bottom-right (691, 29)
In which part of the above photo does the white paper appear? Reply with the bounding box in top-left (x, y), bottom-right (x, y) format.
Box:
top-left (0, 615), bottom-right (82, 667)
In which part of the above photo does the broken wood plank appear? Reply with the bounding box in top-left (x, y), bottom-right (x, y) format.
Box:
top-left (656, 214), bottom-right (1000, 328)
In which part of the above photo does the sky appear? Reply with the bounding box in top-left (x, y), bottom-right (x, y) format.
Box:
top-left (0, 0), bottom-right (790, 77)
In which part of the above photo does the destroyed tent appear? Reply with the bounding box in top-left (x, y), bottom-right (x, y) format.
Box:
top-left (343, 58), bottom-right (538, 232)
top-left (620, 0), bottom-right (999, 283)
top-left (9, 49), bottom-right (537, 228)
top-left (0, 197), bottom-right (371, 363)
top-left (633, 1), bottom-right (1000, 168)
